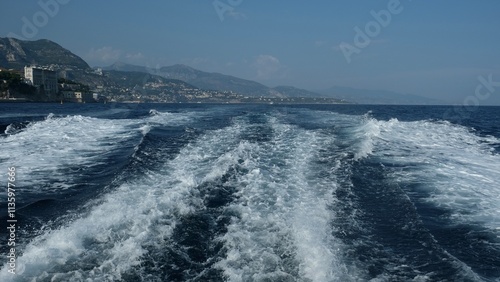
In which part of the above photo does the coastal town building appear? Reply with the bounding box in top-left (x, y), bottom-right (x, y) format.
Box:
top-left (60, 90), bottom-right (94, 103)
top-left (24, 66), bottom-right (58, 96)
top-left (59, 82), bottom-right (94, 103)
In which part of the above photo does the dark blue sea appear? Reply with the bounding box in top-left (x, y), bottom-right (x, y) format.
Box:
top-left (0, 103), bottom-right (499, 282)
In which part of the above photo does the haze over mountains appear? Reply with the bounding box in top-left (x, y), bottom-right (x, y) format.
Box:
top-left (0, 37), bottom-right (444, 104)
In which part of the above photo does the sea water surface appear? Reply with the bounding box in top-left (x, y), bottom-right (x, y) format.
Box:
top-left (0, 103), bottom-right (499, 281)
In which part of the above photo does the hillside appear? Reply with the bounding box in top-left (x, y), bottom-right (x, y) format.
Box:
top-left (0, 38), bottom-right (90, 70)
top-left (104, 62), bottom-right (149, 73)
top-left (156, 64), bottom-right (271, 97)
top-left (105, 62), bottom-right (329, 99)
top-left (105, 62), bottom-right (270, 96)
top-left (104, 70), bottom-right (193, 89)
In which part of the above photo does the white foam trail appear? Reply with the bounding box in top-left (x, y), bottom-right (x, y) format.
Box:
top-left (216, 116), bottom-right (353, 281)
top-left (0, 117), bottom-right (248, 281)
top-left (372, 119), bottom-right (500, 230)
top-left (289, 134), bottom-right (347, 282)
top-left (287, 109), bottom-right (381, 161)
top-left (352, 117), bottom-right (381, 160)
top-left (0, 109), bottom-right (200, 198)
top-left (146, 110), bottom-right (195, 125)
top-left (0, 115), bottom-right (144, 195)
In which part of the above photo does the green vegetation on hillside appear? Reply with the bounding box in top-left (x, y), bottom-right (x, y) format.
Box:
top-left (0, 69), bottom-right (37, 98)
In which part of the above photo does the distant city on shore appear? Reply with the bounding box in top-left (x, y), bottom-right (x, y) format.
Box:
top-left (0, 37), bottom-right (446, 105)
top-left (0, 38), bottom-right (350, 104)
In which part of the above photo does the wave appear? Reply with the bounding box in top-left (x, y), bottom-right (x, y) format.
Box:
top-left (215, 114), bottom-right (355, 281)
top-left (368, 118), bottom-right (500, 279)
top-left (1, 107), bottom-right (498, 281)
top-left (0, 114), bottom-right (147, 198)
top-left (0, 114), bottom-right (247, 281)
top-left (372, 118), bottom-right (500, 229)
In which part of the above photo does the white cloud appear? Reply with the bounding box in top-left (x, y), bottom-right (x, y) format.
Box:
top-left (253, 55), bottom-right (282, 80)
top-left (86, 46), bottom-right (122, 64)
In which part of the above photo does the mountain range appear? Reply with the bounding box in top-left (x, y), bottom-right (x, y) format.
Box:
top-left (104, 62), bottom-right (273, 97)
top-left (0, 37), bottom-right (443, 104)
top-left (105, 62), bottom-right (334, 99)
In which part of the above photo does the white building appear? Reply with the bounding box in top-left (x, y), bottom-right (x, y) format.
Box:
top-left (61, 90), bottom-right (94, 103)
top-left (24, 66), bottom-right (58, 96)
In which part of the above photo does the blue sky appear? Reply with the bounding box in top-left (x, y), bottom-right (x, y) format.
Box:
top-left (1, 0), bottom-right (500, 104)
